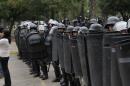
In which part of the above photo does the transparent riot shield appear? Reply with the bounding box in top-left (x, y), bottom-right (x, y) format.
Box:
top-left (51, 29), bottom-right (59, 62)
top-left (19, 28), bottom-right (28, 58)
top-left (57, 33), bottom-right (64, 68)
top-left (70, 35), bottom-right (82, 77)
top-left (111, 34), bottom-right (130, 86)
top-left (87, 31), bottom-right (103, 86)
top-left (63, 34), bottom-right (73, 74)
top-left (14, 27), bottom-right (22, 57)
top-left (77, 33), bottom-right (91, 86)
top-left (103, 32), bottom-right (120, 86)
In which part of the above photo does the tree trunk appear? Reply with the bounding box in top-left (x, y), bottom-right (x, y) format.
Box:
top-left (80, 0), bottom-right (84, 17)
top-left (9, 19), bottom-right (15, 34)
top-left (51, 8), bottom-right (55, 19)
top-left (89, 0), bottom-right (96, 18)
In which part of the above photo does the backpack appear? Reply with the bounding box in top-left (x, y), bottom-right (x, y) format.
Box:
top-left (28, 33), bottom-right (41, 45)
top-left (19, 29), bottom-right (27, 50)
top-left (27, 31), bottom-right (43, 53)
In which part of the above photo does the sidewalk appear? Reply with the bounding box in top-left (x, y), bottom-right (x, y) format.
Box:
top-left (0, 42), bottom-right (60, 86)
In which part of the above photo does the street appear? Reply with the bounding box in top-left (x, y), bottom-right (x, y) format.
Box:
top-left (0, 42), bottom-right (60, 86)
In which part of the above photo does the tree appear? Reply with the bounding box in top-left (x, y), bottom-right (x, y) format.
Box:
top-left (99, 0), bottom-right (130, 20)
top-left (0, 0), bottom-right (89, 33)
top-left (0, 0), bottom-right (29, 32)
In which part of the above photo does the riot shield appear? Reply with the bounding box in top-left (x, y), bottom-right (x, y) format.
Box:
top-left (39, 31), bottom-right (50, 63)
top-left (24, 30), bottom-right (30, 59)
top-left (63, 25), bottom-right (74, 74)
top-left (77, 33), bottom-right (91, 86)
top-left (70, 35), bottom-right (82, 77)
top-left (63, 34), bottom-right (73, 74)
top-left (103, 32), bottom-right (120, 86)
top-left (19, 28), bottom-right (28, 58)
top-left (111, 34), bottom-right (130, 86)
top-left (51, 29), bottom-right (59, 62)
top-left (57, 33), bottom-right (64, 68)
top-left (14, 27), bottom-right (21, 56)
top-left (87, 31), bottom-right (103, 86)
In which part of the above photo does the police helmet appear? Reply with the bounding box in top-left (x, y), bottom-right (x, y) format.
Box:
top-left (73, 26), bottom-right (80, 32)
top-left (78, 26), bottom-right (88, 34)
top-left (28, 22), bottom-right (37, 30)
top-left (89, 24), bottom-right (103, 32)
top-left (58, 23), bottom-right (65, 29)
top-left (49, 26), bottom-right (58, 35)
top-left (106, 16), bottom-right (120, 26)
top-left (48, 19), bottom-right (54, 24)
top-left (127, 19), bottom-right (130, 29)
top-left (90, 18), bottom-right (98, 24)
top-left (113, 21), bottom-right (127, 31)
top-left (66, 25), bottom-right (74, 32)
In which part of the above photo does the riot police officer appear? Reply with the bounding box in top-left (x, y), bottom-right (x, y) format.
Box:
top-left (26, 23), bottom-right (48, 79)
top-left (87, 23), bottom-right (103, 86)
top-left (113, 21), bottom-right (128, 33)
top-left (69, 26), bottom-right (82, 86)
top-left (127, 19), bottom-right (130, 33)
top-left (47, 25), bottom-right (62, 82)
top-left (105, 16), bottom-right (120, 32)
top-left (109, 20), bottom-right (130, 86)
top-left (14, 26), bottom-right (22, 59)
top-left (38, 25), bottom-right (49, 80)
top-left (63, 25), bottom-right (76, 86)
top-left (87, 18), bottom-right (98, 28)
top-left (18, 23), bottom-right (29, 62)
top-left (26, 23), bottom-right (40, 77)
top-left (62, 18), bottom-right (70, 27)
top-left (56, 23), bottom-right (70, 86)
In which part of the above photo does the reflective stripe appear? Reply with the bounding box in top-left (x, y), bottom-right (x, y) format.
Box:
top-left (111, 48), bottom-right (116, 53)
top-left (119, 58), bottom-right (130, 63)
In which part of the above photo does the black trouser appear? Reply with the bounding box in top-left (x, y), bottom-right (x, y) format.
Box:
top-left (61, 68), bottom-right (68, 86)
top-left (61, 68), bottom-right (67, 80)
top-left (31, 59), bottom-right (40, 75)
top-left (67, 73), bottom-right (75, 86)
top-left (67, 73), bottom-right (81, 86)
top-left (52, 61), bottom-right (61, 79)
top-left (0, 57), bottom-right (11, 86)
top-left (38, 59), bottom-right (48, 76)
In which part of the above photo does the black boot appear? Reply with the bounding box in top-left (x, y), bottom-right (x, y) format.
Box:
top-left (32, 60), bottom-right (40, 78)
top-left (52, 78), bottom-right (61, 82)
top-left (42, 74), bottom-right (48, 80)
top-left (67, 74), bottom-right (75, 86)
top-left (40, 62), bottom-right (49, 80)
top-left (33, 74), bottom-right (40, 77)
top-left (60, 78), bottom-right (68, 86)
top-left (52, 61), bottom-right (61, 82)
top-left (60, 68), bottom-right (68, 86)
top-left (74, 78), bottom-right (81, 86)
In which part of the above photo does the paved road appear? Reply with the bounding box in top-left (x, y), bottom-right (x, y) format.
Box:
top-left (0, 42), bottom-right (60, 86)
